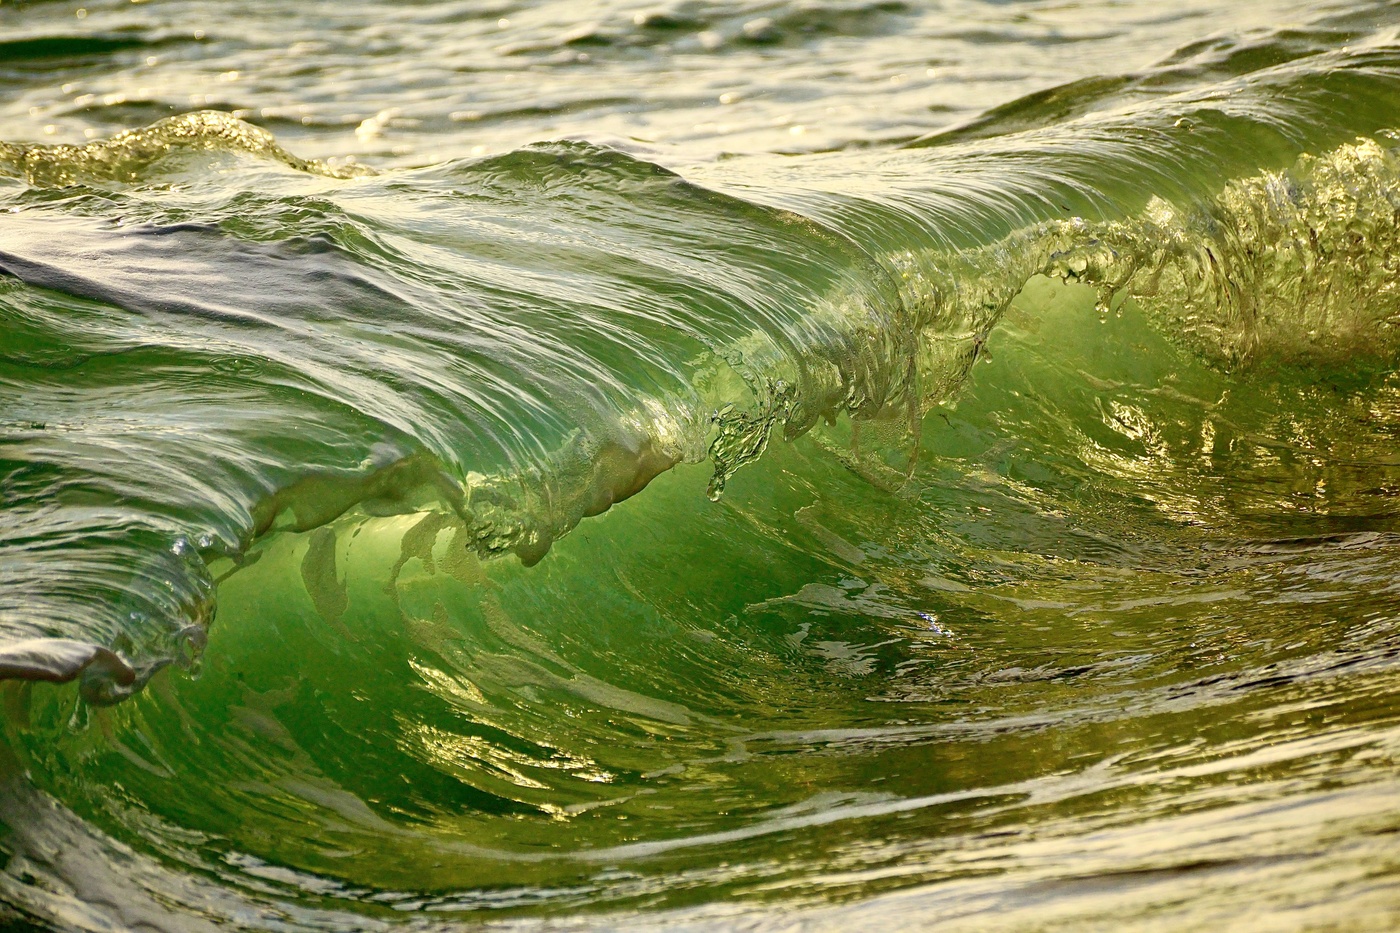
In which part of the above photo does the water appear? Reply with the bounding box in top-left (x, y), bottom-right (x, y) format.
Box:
top-left (2, 1), bottom-right (1400, 929)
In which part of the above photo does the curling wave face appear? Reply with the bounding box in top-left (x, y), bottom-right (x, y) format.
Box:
top-left (4, 1), bottom-right (1400, 930)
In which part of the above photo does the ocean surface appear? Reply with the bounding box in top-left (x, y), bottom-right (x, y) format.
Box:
top-left (2, 0), bottom-right (1400, 930)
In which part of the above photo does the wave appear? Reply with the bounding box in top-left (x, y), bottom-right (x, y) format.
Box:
top-left (4, 19), bottom-right (1400, 704)
top-left (5, 10), bottom-right (1400, 930)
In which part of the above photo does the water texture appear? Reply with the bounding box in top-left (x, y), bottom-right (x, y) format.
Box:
top-left (2, 0), bottom-right (1400, 930)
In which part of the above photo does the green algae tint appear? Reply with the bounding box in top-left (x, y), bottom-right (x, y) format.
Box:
top-left (3, 1), bottom-right (1400, 930)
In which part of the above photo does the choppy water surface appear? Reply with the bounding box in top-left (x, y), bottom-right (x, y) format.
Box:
top-left (3, 1), bottom-right (1400, 930)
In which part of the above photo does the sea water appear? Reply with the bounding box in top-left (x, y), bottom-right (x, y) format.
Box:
top-left (2, 1), bottom-right (1400, 929)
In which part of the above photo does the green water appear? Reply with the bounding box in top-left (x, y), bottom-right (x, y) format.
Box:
top-left (2, 1), bottom-right (1400, 930)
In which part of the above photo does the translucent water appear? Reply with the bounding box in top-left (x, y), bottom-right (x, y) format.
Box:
top-left (2, 1), bottom-right (1400, 930)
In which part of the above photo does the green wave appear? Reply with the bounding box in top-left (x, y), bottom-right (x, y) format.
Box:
top-left (5, 14), bottom-right (1400, 931)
